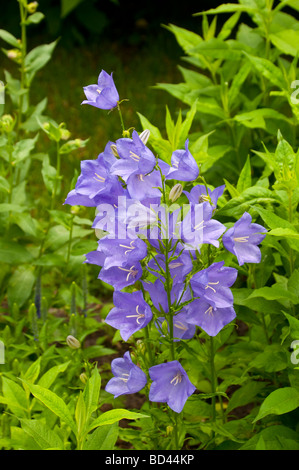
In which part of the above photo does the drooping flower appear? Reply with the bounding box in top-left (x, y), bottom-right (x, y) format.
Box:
top-left (222, 212), bottom-right (267, 266)
top-left (165, 140), bottom-right (199, 182)
top-left (190, 261), bottom-right (238, 309)
top-left (157, 310), bottom-right (196, 341)
top-left (99, 261), bottom-right (143, 291)
top-left (96, 236), bottom-right (147, 269)
top-left (64, 142), bottom-right (123, 207)
top-left (111, 130), bottom-right (156, 181)
top-left (149, 361), bottom-right (196, 413)
top-left (82, 70), bottom-right (119, 110)
top-left (181, 202), bottom-right (226, 250)
top-left (105, 291), bottom-right (153, 341)
top-left (105, 351), bottom-right (147, 398)
top-left (147, 252), bottom-right (193, 286)
top-left (142, 278), bottom-right (191, 314)
top-left (184, 184), bottom-right (225, 208)
top-left (186, 298), bottom-right (236, 336)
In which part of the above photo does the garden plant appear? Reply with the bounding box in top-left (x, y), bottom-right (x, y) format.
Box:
top-left (0, 0), bottom-right (299, 452)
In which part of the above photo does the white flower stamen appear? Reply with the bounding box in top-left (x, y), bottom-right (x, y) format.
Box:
top-left (170, 373), bottom-right (183, 386)
top-left (126, 305), bottom-right (145, 324)
top-left (205, 281), bottom-right (219, 294)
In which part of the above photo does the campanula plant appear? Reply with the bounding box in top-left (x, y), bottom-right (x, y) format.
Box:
top-left (65, 68), bottom-right (267, 450)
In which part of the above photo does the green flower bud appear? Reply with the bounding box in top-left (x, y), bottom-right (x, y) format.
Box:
top-left (0, 114), bottom-right (15, 133)
top-left (27, 2), bottom-right (38, 13)
top-left (60, 128), bottom-right (71, 141)
top-left (169, 183), bottom-right (183, 202)
top-left (7, 49), bottom-right (21, 61)
top-left (79, 372), bottom-right (88, 384)
top-left (66, 335), bottom-right (81, 349)
top-left (161, 319), bottom-right (169, 337)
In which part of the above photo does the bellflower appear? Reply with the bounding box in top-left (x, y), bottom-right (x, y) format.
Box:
top-left (105, 351), bottom-right (147, 398)
top-left (190, 261), bottom-right (238, 309)
top-left (157, 310), bottom-right (196, 341)
top-left (186, 298), bottom-right (236, 336)
top-left (149, 361), bottom-right (196, 413)
top-left (111, 130), bottom-right (156, 180)
top-left (184, 184), bottom-right (225, 208)
top-left (222, 212), bottom-right (267, 266)
top-left (147, 252), bottom-right (193, 285)
top-left (96, 236), bottom-right (147, 269)
top-left (165, 140), bottom-right (199, 182)
top-left (181, 202), bottom-right (226, 250)
top-left (105, 291), bottom-right (153, 341)
top-left (82, 70), bottom-right (119, 110)
top-left (142, 279), bottom-right (191, 314)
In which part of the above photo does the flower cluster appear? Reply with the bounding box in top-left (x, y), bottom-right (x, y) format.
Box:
top-left (65, 70), bottom-right (267, 414)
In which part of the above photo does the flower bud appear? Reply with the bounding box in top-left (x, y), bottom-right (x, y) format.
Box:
top-left (27, 2), bottom-right (38, 14)
top-left (60, 128), bottom-right (71, 141)
top-left (7, 49), bottom-right (22, 62)
top-left (161, 319), bottom-right (169, 337)
top-left (66, 335), bottom-right (81, 349)
top-left (139, 129), bottom-right (150, 145)
top-left (169, 183), bottom-right (183, 202)
top-left (198, 194), bottom-right (210, 204)
top-left (0, 114), bottom-right (15, 133)
top-left (79, 372), bottom-right (88, 384)
top-left (166, 425), bottom-right (174, 436)
top-left (122, 129), bottom-right (131, 138)
top-left (110, 144), bottom-right (118, 157)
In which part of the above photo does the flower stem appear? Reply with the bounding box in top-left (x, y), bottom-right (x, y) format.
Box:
top-left (17, 0), bottom-right (27, 134)
top-left (117, 102), bottom-right (126, 136)
top-left (51, 140), bottom-right (61, 210)
top-left (210, 336), bottom-right (217, 423)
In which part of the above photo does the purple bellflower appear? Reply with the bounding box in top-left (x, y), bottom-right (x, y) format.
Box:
top-left (142, 278), bottom-right (191, 315)
top-left (157, 309), bottom-right (196, 341)
top-left (147, 252), bottom-right (193, 285)
top-left (222, 212), bottom-right (267, 266)
top-left (149, 361), bottom-right (196, 413)
top-left (105, 351), bottom-right (147, 398)
top-left (190, 261), bottom-right (238, 309)
top-left (186, 298), bottom-right (236, 336)
top-left (165, 140), bottom-right (199, 182)
top-left (96, 236), bottom-right (147, 269)
top-left (82, 70), bottom-right (119, 110)
top-left (105, 291), bottom-right (153, 341)
top-left (181, 202), bottom-right (226, 250)
top-left (184, 184), bottom-right (225, 208)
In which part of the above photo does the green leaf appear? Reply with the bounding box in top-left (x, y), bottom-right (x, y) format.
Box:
top-left (38, 361), bottom-right (71, 389)
top-left (25, 12), bottom-right (45, 25)
top-left (0, 29), bottom-right (21, 48)
top-left (246, 284), bottom-right (299, 304)
top-left (12, 135), bottom-right (39, 164)
top-left (244, 53), bottom-right (286, 89)
top-left (283, 312), bottom-right (299, 339)
top-left (61, 0), bottom-right (85, 17)
top-left (83, 366), bottom-right (101, 422)
top-left (83, 423), bottom-right (118, 450)
top-left (21, 419), bottom-right (64, 450)
top-left (164, 23), bottom-right (202, 52)
top-left (240, 425), bottom-right (299, 450)
top-left (21, 380), bottom-right (77, 434)
top-left (237, 156), bottom-right (251, 193)
top-left (1, 377), bottom-right (28, 418)
top-left (75, 392), bottom-right (87, 437)
top-left (0, 241), bottom-right (33, 264)
top-left (253, 387), bottom-right (299, 422)
top-left (87, 409), bottom-right (149, 433)
top-left (7, 266), bottom-right (35, 308)
top-left (227, 381), bottom-right (265, 414)
top-left (25, 41), bottom-right (58, 84)
top-left (137, 112), bottom-right (162, 141)
top-left (270, 30), bottom-right (299, 56)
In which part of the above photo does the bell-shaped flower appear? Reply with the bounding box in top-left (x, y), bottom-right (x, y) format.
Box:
top-left (111, 130), bottom-right (156, 181)
top-left (184, 184), bottom-right (225, 208)
top-left (105, 351), bottom-right (147, 398)
top-left (82, 70), bottom-right (119, 110)
top-left (142, 279), bottom-right (191, 314)
top-left (147, 252), bottom-right (193, 286)
top-left (181, 202), bottom-right (226, 250)
top-left (157, 309), bottom-right (196, 341)
top-left (165, 140), bottom-right (199, 182)
top-left (190, 261), bottom-right (238, 309)
top-left (96, 236), bottom-right (147, 269)
top-left (222, 212), bottom-right (267, 266)
top-left (149, 361), bottom-right (196, 413)
top-left (186, 298), bottom-right (236, 336)
top-left (105, 291), bottom-right (153, 341)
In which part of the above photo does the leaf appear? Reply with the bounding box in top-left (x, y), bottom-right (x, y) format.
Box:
top-left (283, 312), bottom-right (299, 339)
top-left (253, 387), bottom-right (299, 422)
top-left (237, 156), bottom-right (251, 193)
top-left (25, 12), bottom-right (45, 25)
top-left (38, 361), bottom-right (71, 389)
top-left (83, 424), bottom-right (118, 450)
top-left (0, 29), bottom-right (21, 48)
top-left (87, 409), bottom-right (149, 433)
top-left (25, 41), bottom-right (58, 84)
top-left (7, 266), bottom-right (35, 308)
top-left (246, 284), bottom-right (299, 304)
top-left (226, 381), bottom-right (265, 414)
top-left (61, 0), bottom-right (85, 17)
top-left (164, 23), bottom-right (202, 52)
top-left (21, 380), bottom-right (76, 434)
top-left (83, 366), bottom-right (101, 422)
top-left (137, 112), bottom-right (162, 141)
top-left (75, 392), bottom-right (87, 437)
top-left (0, 241), bottom-right (33, 264)
top-left (1, 377), bottom-right (28, 418)
top-left (244, 53), bottom-right (286, 89)
top-left (270, 30), bottom-right (299, 56)
top-left (21, 419), bottom-right (64, 450)
top-left (12, 135), bottom-right (39, 164)
top-left (240, 425), bottom-right (299, 450)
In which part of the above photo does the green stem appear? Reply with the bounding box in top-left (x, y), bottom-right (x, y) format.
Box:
top-left (66, 214), bottom-right (74, 265)
top-left (17, 0), bottom-right (27, 134)
top-left (51, 140), bottom-right (61, 210)
top-left (210, 336), bottom-right (216, 423)
top-left (117, 102), bottom-right (126, 136)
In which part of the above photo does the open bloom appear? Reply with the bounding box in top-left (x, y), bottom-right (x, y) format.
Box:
top-left (105, 351), bottom-right (147, 398)
top-left (105, 291), bottom-right (153, 341)
top-left (82, 70), bottom-right (119, 110)
top-left (186, 298), bottom-right (236, 336)
top-left (149, 361), bottom-right (196, 413)
top-left (190, 261), bottom-right (238, 309)
top-left (165, 140), bottom-right (199, 182)
top-left (157, 310), bottom-right (196, 341)
top-left (222, 212), bottom-right (267, 266)
top-left (184, 184), bottom-right (225, 208)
